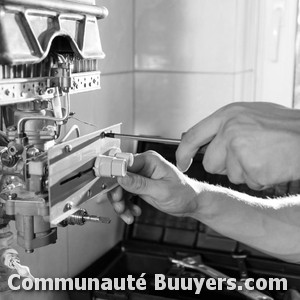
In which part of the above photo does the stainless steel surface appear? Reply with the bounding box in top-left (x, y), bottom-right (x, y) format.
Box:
top-left (0, 2), bottom-right (106, 64)
top-left (48, 124), bottom-right (122, 225)
top-left (2, 0), bottom-right (108, 18)
top-left (170, 256), bottom-right (274, 300)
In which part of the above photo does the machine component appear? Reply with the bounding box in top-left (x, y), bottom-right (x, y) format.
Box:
top-left (108, 147), bottom-right (134, 167)
top-left (60, 208), bottom-right (111, 226)
top-left (105, 132), bottom-right (182, 145)
top-left (105, 132), bottom-right (208, 154)
top-left (0, 0), bottom-right (132, 260)
top-left (170, 256), bottom-right (273, 300)
top-left (94, 155), bottom-right (127, 178)
top-left (47, 124), bottom-right (130, 225)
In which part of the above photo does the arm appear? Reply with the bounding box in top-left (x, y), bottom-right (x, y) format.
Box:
top-left (188, 178), bottom-right (300, 263)
top-left (109, 151), bottom-right (300, 264)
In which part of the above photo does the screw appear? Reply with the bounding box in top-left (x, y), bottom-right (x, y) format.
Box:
top-left (64, 202), bottom-right (73, 212)
top-left (65, 145), bottom-right (72, 152)
top-left (101, 184), bottom-right (107, 190)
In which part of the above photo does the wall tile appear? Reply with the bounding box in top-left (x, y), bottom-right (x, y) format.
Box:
top-left (97, 0), bottom-right (134, 74)
top-left (135, 0), bottom-right (241, 73)
top-left (11, 226), bottom-right (69, 300)
top-left (12, 227), bottom-right (68, 277)
top-left (135, 72), bottom-right (235, 139)
top-left (67, 200), bottom-right (124, 277)
top-left (69, 73), bottom-right (134, 151)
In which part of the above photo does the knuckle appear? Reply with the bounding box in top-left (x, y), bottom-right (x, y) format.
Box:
top-left (143, 150), bottom-right (161, 161)
top-left (229, 136), bottom-right (247, 155)
top-left (145, 150), bottom-right (157, 156)
top-left (218, 103), bottom-right (248, 123)
top-left (222, 118), bottom-right (240, 139)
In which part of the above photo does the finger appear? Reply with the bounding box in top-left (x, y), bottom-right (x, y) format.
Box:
top-left (202, 134), bottom-right (227, 174)
top-left (117, 172), bottom-right (155, 197)
top-left (225, 153), bottom-right (245, 185)
top-left (176, 113), bottom-right (223, 172)
top-left (112, 200), bottom-right (126, 214)
top-left (120, 208), bottom-right (135, 224)
top-left (127, 152), bottom-right (159, 178)
top-left (96, 193), bottom-right (108, 204)
top-left (108, 186), bottom-right (124, 202)
top-left (131, 204), bottom-right (142, 217)
top-left (243, 175), bottom-right (265, 190)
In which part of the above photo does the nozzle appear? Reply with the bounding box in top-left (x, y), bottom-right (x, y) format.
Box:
top-left (64, 209), bottom-right (111, 226)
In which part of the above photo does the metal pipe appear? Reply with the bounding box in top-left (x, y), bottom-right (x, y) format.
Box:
top-left (105, 133), bottom-right (181, 145)
top-left (60, 124), bottom-right (80, 142)
top-left (105, 132), bottom-right (208, 154)
top-left (17, 92), bottom-right (70, 136)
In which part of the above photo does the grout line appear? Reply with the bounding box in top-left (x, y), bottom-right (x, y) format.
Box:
top-left (132, 0), bottom-right (136, 137)
top-left (100, 69), bottom-right (254, 76)
top-left (134, 69), bottom-right (254, 75)
top-left (101, 70), bottom-right (133, 76)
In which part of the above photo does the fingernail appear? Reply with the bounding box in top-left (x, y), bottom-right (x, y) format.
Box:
top-left (121, 215), bottom-right (133, 224)
top-left (176, 158), bottom-right (193, 173)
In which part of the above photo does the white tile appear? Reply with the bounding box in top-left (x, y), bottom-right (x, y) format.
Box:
top-left (67, 199), bottom-right (124, 277)
top-left (11, 225), bottom-right (69, 278)
top-left (97, 0), bottom-right (134, 74)
top-left (135, 0), bottom-right (256, 73)
top-left (134, 72), bottom-right (235, 139)
top-left (68, 73), bottom-right (134, 151)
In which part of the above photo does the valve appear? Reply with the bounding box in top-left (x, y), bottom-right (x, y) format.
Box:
top-left (108, 148), bottom-right (134, 167)
top-left (94, 155), bottom-right (127, 178)
top-left (60, 208), bottom-right (111, 226)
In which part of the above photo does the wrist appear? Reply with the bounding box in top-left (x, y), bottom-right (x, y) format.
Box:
top-left (183, 177), bottom-right (208, 219)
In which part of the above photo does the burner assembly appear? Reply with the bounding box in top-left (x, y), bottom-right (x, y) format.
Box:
top-left (0, 0), bottom-right (133, 283)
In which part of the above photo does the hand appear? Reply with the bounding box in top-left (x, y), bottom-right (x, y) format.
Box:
top-left (108, 151), bottom-right (199, 224)
top-left (176, 102), bottom-right (300, 190)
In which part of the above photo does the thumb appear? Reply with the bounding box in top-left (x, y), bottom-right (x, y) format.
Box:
top-left (117, 172), bottom-right (152, 195)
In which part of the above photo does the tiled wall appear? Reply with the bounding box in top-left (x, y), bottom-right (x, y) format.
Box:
top-left (134, 0), bottom-right (258, 138)
top-left (9, 1), bottom-right (283, 299)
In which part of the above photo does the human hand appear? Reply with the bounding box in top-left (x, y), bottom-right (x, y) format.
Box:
top-left (176, 102), bottom-right (300, 190)
top-left (107, 151), bottom-right (199, 224)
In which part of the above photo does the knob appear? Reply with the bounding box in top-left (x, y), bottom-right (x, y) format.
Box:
top-left (94, 155), bottom-right (127, 177)
top-left (108, 148), bottom-right (134, 167)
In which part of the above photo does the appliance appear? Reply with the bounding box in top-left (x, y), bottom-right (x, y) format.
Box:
top-left (0, 0), bottom-right (133, 290)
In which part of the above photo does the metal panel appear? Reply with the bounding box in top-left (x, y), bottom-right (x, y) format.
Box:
top-left (48, 123), bottom-right (122, 225)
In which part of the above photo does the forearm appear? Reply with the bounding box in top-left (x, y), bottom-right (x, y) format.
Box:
top-left (188, 179), bottom-right (300, 263)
